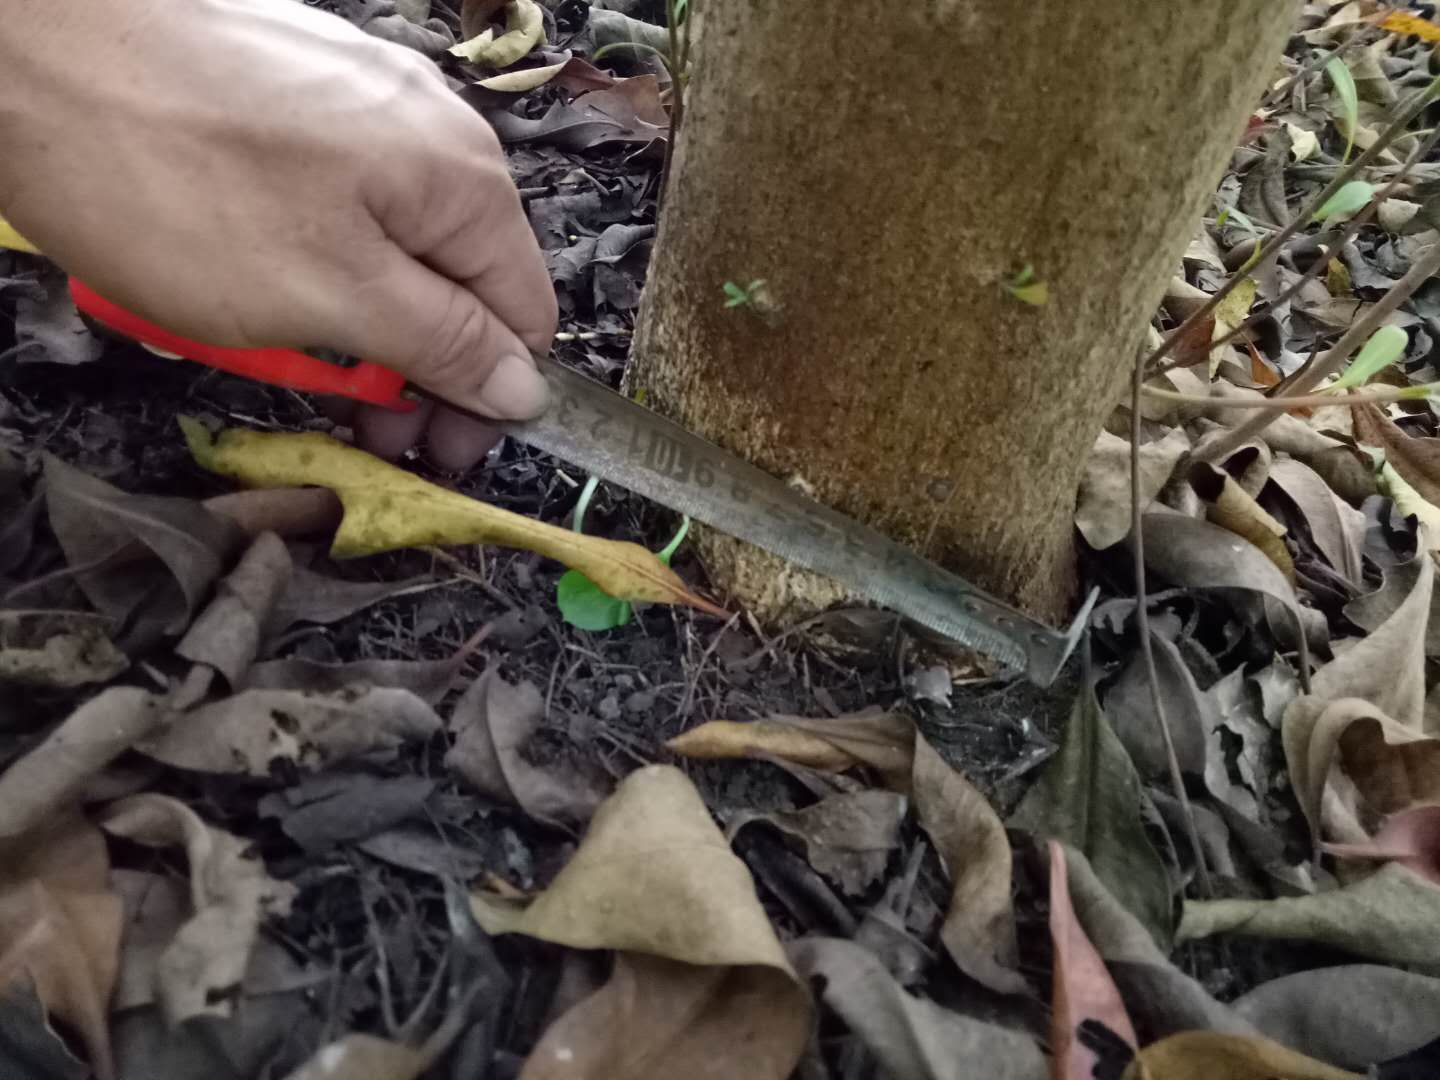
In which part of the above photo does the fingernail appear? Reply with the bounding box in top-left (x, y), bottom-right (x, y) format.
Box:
top-left (473, 353), bottom-right (550, 420)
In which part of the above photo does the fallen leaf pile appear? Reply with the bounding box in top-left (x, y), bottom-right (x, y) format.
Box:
top-left (4, 1), bottom-right (1440, 1077)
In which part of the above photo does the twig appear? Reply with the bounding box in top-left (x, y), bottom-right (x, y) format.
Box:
top-left (1141, 73), bottom-right (1440, 380)
top-left (674, 609), bottom-right (741, 722)
top-left (1142, 380), bottom-right (1435, 410)
top-left (1194, 239), bottom-right (1440, 461)
top-left (1130, 333), bottom-right (1214, 900)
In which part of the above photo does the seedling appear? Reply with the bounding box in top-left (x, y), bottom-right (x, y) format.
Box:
top-left (723, 279), bottom-right (768, 308)
top-left (1001, 264), bottom-right (1049, 306)
top-left (1326, 56), bottom-right (1358, 164)
top-left (555, 475), bottom-right (692, 631)
top-left (1325, 325), bottom-right (1409, 392)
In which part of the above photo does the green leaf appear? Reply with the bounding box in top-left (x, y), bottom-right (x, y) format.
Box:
top-left (1328, 325), bottom-right (1409, 391)
top-left (1312, 180), bottom-right (1375, 225)
top-left (1326, 56), bottom-right (1359, 163)
top-left (1008, 683), bottom-right (1173, 947)
top-left (1001, 264), bottom-right (1048, 306)
top-left (722, 281), bottom-right (749, 307)
top-left (557, 569), bottom-right (634, 630)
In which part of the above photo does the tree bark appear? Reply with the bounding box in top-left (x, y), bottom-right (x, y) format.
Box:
top-left (631, 1), bottom-right (1297, 623)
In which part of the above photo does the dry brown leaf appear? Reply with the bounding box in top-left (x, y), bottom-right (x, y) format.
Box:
top-left (99, 794), bottom-right (295, 1023)
top-left (44, 453), bottom-right (241, 633)
top-left (521, 952), bottom-right (805, 1080)
top-left (176, 531), bottom-right (292, 685)
top-left (1267, 458), bottom-right (1366, 586)
top-left (469, 766), bottom-right (809, 1079)
top-left (1324, 805), bottom-right (1440, 885)
top-left (788, 936), bottom-right (1046, 1080)
top-left (666, 707), bottom-right (914, 790)
top-left (727, 790), bottom-right (905, 896)
top-left (1233, 964), bottom-right (1440, 1069)
top-left (0, 687), bottom-right (164, 840)
top-left (1189, 461), bottom-right (1294, 581)
top-left (185, 423), bottom-right (723, 616)
top-left (1122, 1031), bottom-right (1361, 1080)
top-left (202, 487), bottom-right (343, 541)
top-left (912, 735), bottom-right (1024, 994)
top-left (484, 76), bottom-right (669, 152)
top-left (282, 1034), bottom-right (427, 1080)
top-left (1062, 846), bottom-right (1252, 1039)
top-left (670, 711), bottom-right (1022, 993)
top-left (446, 671), bottom-right (609, 827)
top-left (1075, 429), bottom-right (1190, 550)
top-left (1179, 862), bottom-right (1440, 966)
top-left (1354, 401), bottom-right (1440, 508)
top-left (0, 610), bottom-right (127, 689)
top-left (273, 564), bottom-right (439, 628)
top-left (1345, 553), bottom-right (1440, 656)
top-left (1283, 551), bottom-right (1433, 841)
top-left (137, 686), bottom-right (442, 777)
top-left (1048, 841), bottom-right (1135, 1080)
top-left (240, 625), bottom-right (484, 703)
top-left (0, 814), bottom-right (121, 1080)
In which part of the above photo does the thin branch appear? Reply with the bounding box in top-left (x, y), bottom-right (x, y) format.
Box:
top-left (1194, 239), bottom-right (1440, 461)
top-left (1142, 382), bottom-right (1435, 410)
top-left (1141, 73), bottom-right (1440, 380)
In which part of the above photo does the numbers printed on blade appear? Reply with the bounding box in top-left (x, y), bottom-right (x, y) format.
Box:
top-left (507, 359), bottom-right (1094, 686)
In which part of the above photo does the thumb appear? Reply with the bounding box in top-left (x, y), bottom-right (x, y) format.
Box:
top-left (333, 252), bottom-right (550, 421)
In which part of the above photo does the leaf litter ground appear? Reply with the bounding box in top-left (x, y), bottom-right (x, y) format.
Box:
top-left (4, 1), bottom-right (1440, 1078)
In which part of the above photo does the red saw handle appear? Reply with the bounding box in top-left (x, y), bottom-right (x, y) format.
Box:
top-left (68, 278), bottom-right (415, 411)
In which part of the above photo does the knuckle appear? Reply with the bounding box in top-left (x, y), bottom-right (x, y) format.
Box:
top-left (416, 294), bottom-right (494, 388)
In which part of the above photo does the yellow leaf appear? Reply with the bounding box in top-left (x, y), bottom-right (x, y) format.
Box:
top-left (448, 0), bottom-right (543, 68)
top-left (1210, 276), bottom-right (1256, 377)
top-left (1380, 11), bottom-right (1440, 43)
top-left (1122, 1031), bottom-right (1362, 1080)
top-left (0, 213), bottom-right (40, 254)
top-left (181, 420), bottom-right (725, 615)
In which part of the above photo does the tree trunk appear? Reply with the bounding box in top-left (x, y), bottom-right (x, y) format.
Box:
top-left (630, 0), bottom-right (1297, 624)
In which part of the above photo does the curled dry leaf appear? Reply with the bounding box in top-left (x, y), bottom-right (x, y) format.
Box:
top-left (183, 422), bottom-right (724, 616)
top-left (1189, 460), bottom-right (1294, 581)
top-left (0, 814), bottom-right (121, 1080)
top-left (0, 687), bottom-right (164, 840)
top-left (1048, 841), bottom-right (1135, 1080)
top-left (1267, 458), bottom-right (1366, 586)
top-left (1178, 862), bottom-right (1440, 966)
top-left (669, 711), bottom-right (1025, 993)
top-left (788, 936), bottom-right (1046, 1080)
top-left (1123, 1031), bottom-right (1361, 1080)
top-left (469, 766), bottom-right (809, 1080)
top-left (665, 706), bottom-right (913, 790)
top-left (176, 531), bottom-right (292, 686)
top-left (1283, 551), bottom-right (1433, 841)
top-left (137, 686), bottom-right (443, 777)
top-left (449, 0), bottom-right (543, 67)
top-left (727, 790), bottom-right (905, 896)
top-left (1075, 428), bottom-right (1190, 551)
top-left (1010, 687), bottom-right (1172, 947)
top-left (0, 610), bottom-right (127, 688)
top-left (44, 454), bottom-right (241, 633)
top-left (1233, 964), bottom-right (1440, 1069)
top-left (446, 671), bottom-right (609, 828)
top-left (1343, 551), bottom-right (1440, 657)
top-left (99, 794), bottom-right (295, 1023)
top-left (282, 1034), bottom-right (426, 1080)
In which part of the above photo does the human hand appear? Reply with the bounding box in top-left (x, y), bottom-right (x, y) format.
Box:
top-left (0, 0), bottom-right (557, 470)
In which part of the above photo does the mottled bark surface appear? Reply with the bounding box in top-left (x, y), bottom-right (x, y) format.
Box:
top-left (631, 1), bottom-right (1297, 623)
